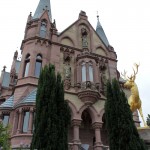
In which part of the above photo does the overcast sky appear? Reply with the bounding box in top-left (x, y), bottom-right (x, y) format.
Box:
top-left (0, 0), bottom-right (150, 125)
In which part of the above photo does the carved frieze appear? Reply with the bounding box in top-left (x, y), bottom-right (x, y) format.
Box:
top-left (76, 51), bottom-right (99, 64)
top-left (60, 47), bottom-right (74, 64)
top-left (60, 47), bottom-right (75, 90)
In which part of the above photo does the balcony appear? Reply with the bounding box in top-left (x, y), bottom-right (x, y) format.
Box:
top-left (77, 81), bottom-right (100, 105)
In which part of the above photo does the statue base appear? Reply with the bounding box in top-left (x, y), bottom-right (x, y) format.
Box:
top-left (138, 126), bottom-right (150, 149)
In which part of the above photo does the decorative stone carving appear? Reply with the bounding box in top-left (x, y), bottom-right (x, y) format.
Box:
top-left (64, 63), bottom-right (71, 79)
top-left (76, 51), bottom-right (99, 64)
top-left (61, 47), bottom-right (74, 90)
top-left (99, 58), bottom-right (106, 71)
top-left (92, 122), bottom-right (103, 129)
top-left (78, 90), bottom-right (100, 105)
top-left (71, 119), bottom-right (82, 127)
top-left (81, 28), bottom-right (88, 49)
top-left (99, 58), bottom-right (108, 95)
top-left (61, 47), bottom-right (74, 63)
top-left (64, 63), bottom-right (71, 90)
top-left (64, 79), bottom-right (71, 90)
top-left (81, 81), bottom-right (97, 91)
top-left (78, 81), bottom-right (100, 104)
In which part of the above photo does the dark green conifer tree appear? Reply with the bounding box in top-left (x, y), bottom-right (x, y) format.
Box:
top-left (31, 64), bottom-right (71, 150)
top-left (105, 78), bottom-right (147, 150)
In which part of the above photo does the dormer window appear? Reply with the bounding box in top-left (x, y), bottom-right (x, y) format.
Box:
top-left (23, 54), bottom-right (30, 77)
top-left (34, 54), bottom-right (42, 78)
top-left (40, 19), bottom-right (47, 38)
top-left (81, 62), bottom-right (94, 82)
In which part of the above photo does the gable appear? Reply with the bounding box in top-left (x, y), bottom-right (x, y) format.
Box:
top-left (58, 16), bottom-right (108, 55)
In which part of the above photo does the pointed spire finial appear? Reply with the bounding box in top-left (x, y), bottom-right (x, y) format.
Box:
top-left (3, 66), bottom-right (6, 72)
top-left (96, 11), bottom-right (109, 47)
top-left (33, 0), bottom-right (52, 21)
top-left (96, 11), bottom-right (101, 28)
top-left (97, 11), bottom-right (99, 19)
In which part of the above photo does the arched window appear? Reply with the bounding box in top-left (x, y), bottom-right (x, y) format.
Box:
top-left (82, 62), bottom-right (86, 82)
top-left (81, 61), bottom-right (94, 82)
top-left (23, 54), bottom-right (30, 77)
top-left (40, 20), bottom-right (47, 38)
top-left (89, 63), bottom-right (93, 82)
top-left (2, 114), bottom-right (9, 127)
top-left (34, 54), bottom-right (42, 78)
top-left (22, 111), bottom-right (30, 133)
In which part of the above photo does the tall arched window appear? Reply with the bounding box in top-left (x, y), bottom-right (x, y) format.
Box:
top-left (22, 111), bottom-right (30, 133)
top-left (2, 114), bottom-right (9, 127)
top-left (40, 20), bottom-right (47, 38)
top-left (23, 54), bottom-right (30, 77)
top-left (89, 63), bottom-right (93, 82)
top-left (82, 62), bottom-right (86, 82)
top-left (81, 61), bottom-right (94, 82)
top-left (34, 54), bottom-right (42, 78)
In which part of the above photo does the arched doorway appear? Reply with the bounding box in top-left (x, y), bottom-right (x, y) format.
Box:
top-left (80, 109), bottom-right (94, 150)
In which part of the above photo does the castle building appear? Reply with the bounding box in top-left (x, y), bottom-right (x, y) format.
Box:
top-left (0, 0), bottom-right (140, 149)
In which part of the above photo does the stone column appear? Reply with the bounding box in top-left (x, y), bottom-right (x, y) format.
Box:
top-left (12, 112), bottom-right (18, 135)
top-left (92, 122), bottom-right (103, 150)
top-left (28, 108), bottom-right (34, 134)
top-left (0, 112), bottom-right (3, 123)
top-left (72, 119), bottom-right (81, 150)
top-left (17, 109), bottom-right (22, 134)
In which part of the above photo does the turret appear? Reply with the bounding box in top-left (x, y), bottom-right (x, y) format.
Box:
top-left (96, 15), bottom-right (109, 47)
top-left (14, 0), bottom-right (56, 104)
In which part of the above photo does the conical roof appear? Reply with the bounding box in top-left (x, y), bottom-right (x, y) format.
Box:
top-left (96, 15), bottom-right (109, 47)
top-left (33, 0), bottom-right (52, 21)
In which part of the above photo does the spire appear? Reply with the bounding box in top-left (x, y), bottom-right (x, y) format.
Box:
top-left (96, 14), bottom-right (109, 47)
top-left (33, 0), bottom-right (52, 21)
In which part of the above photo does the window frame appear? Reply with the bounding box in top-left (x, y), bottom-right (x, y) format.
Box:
top-left (23, 54), bottom-right (30, 77)
top-left (34, 54), bottom-right (42, 78)
top-left (81, 61), bottom-right (94, 82)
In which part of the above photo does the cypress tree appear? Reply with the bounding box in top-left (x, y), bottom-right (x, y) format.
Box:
top-left (31, 64), bottom-right (71, 150)
top-left (105, 78), bottom-right (147, 150)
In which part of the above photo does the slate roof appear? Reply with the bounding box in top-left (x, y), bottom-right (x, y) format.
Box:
top-left (20, 89), bottom-right (37, 104)
top-left (33, 0), bottom-right (52, 21)
top-left (96, 16), bottom-right (109, 47)
top-left (2, 72), bottom-right (10, 88)
top-left (0, 96), bottom-right (14, 108)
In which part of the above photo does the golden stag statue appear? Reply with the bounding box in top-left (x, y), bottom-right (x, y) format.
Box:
top-left (121, 63), bottom-right (147, 126)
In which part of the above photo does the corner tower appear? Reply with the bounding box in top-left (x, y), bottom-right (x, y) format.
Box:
top-left (14, 0), bottom-right (57, 104)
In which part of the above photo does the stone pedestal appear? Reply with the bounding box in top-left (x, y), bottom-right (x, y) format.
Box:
top-left (138, 127), bottom-right (150, 149)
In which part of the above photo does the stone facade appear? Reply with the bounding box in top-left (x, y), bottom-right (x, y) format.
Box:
top-left (0, 0), bottom-right (141, 150)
